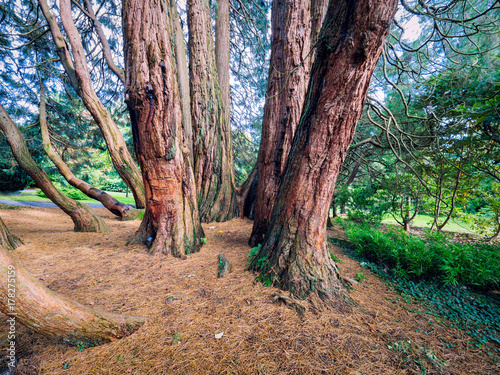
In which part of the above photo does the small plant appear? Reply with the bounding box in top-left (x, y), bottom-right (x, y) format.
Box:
top-left (200, 237), bottom-right (207, 245)
top-left (172, 333), bottom-right (181, 343)
top-left (330, 252), bottom-right (343, 263)
top-left (354, 272), bottom-right (366, 282)
top-left (247, 244), bottom-right (262, 267)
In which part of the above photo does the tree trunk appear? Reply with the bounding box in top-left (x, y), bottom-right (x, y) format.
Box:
top-left (0, 244), bottom-right (144, 345)
top-left (488, 214), bottom-right (500, 242)
top-left (0, 217), bottom-right (22, 251)
top-left (431, 172), bottom-right (444, 231)
top-left (215, 0), bottom-right (230, 125)
top-left (123, 0), bottom-right (204, 257)
top-left (170, 0), bottom-right (194, 159)
top-left (249, 0), bottom-right (397, 302)
top-left (188, 0), bottom-right (237, 223)
top-left (236, 165), bottom-right (258, 219)
top-left (249, 0), bottom-right (328, 247)
top-left (39, 0), bottom-right (146, 209)
top-left (436, 170), bottom-right (462, 232)
top-left (0, 105), bottom-right (110, 233)
top-left (39, 85), bottom-right (138, 220)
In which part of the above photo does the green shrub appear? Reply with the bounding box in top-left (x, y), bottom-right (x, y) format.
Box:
top-left (0, 163), bottom-right (31, 192)
top-left (336, 220), bottom-right (500, 290)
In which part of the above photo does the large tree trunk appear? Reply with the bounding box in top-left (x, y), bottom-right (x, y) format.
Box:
top-left (123, 0), bottom-right (204, 257)
top-left (0, 105), bottom-right (110, 233)
top-left (215, 0), bottom-right (230, 125)
top-left (0, 244), bottom-right (144, 345)
top-left (249, 0), bottom-right (328, 247)
top-left (39, 85), bottom-right (138, 220)
top-left (0, 217), bottom-right (22, 251)
top-left (188, 0), bottom-right (237, 223)
top-left (170, 0), bottom-right (194, 159)
top-left (249, 0), bottom-right (397, 302)
top-left (39, 0), bottom-right (146, 209)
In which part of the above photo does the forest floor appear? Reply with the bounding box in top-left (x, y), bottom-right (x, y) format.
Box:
top-left (0, 206), bottom-right (498, 374)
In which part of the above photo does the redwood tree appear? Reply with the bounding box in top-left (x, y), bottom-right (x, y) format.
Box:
top-left (188, 0), bottom-right (237, 223)
top-left (123, 0), bottom-right (204, 257)
top-left (249, 0), bottom-right (328, 246)
top-left (249, 0), bottom-right (398, 301)
top-left (0, 105), bottom-right (110, 233)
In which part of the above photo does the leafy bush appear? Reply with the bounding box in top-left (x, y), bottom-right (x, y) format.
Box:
top-left (343, 183), bottom-right (392, 224)
top-left (0, 163), bottom-right (31, 192)
top-left (336, 219), bottom-right (500, 290)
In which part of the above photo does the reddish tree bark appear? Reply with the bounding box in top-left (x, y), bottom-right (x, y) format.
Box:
top-left (0, 244), bottom-right (144, 344)
top-left (0, 105), bottom-right (110, 233)
top-left (189, 0), bottom-right (237, 223)
top-left (249, 0), bottom-right (328, 246)
top-left (249, 0), bottom-right (398, 301)
top-left (123, 0), bottom-right (204, 257)
top-left (216, 0), bottom-right (230, 125)
top-left (170, 0), bottom-right (194, 159)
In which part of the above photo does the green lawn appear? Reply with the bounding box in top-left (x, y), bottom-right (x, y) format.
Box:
top-left (0, 189), bottom-right (136, 206)
top-left (382, 214), bottom-right (475, 234)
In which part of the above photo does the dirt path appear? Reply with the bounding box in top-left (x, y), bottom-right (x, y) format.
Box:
top-left (0, 207), bottom-right (496, 374)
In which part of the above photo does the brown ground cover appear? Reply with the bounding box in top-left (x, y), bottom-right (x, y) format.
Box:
top-left (0, 207), bottom-right (497, 374)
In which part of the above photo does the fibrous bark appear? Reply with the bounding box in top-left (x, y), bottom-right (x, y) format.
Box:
top-left (215, 0), bottom-right (230, 125)
top-left (0, 244), bottom-right (144, 345)
top-left (0, 216), bottom-right (22, 251)
top-left (39, 85), bottom-right (138, 220)
top-left (0, 105), bottom-right (110, 233)
top-left (249, 0), bottom-right (328, 246)
top-left (123, 0), bottom-right (204, 257)
top-left (170, 0), bottom-right (194, 159)
top-left (39, 0), bottom-right (146, 209)
top-left (189, 0), bottom-right (237, 223)
top-left (249, 0), bottom-right (397, 301)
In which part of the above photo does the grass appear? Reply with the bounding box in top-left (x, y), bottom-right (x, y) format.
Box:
top-left (0, 189), bottom-right (136, 206)
top-left (382, 214), bottom-right (476, 234)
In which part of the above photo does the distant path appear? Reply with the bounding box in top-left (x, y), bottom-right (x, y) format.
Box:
top-left (0, 200), bottom-right (104, 208)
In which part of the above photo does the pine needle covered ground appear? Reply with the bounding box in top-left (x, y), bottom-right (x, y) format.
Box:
top-left (0, 207), bottom-right (498, 374)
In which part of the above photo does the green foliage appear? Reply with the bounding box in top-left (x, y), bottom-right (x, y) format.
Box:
top-left (0, 162), bottom-right (30, 192)
top-left (37, 181), bottom-right (88, 201)
top-left (342, 183), bottom-right (392, 224)
top-left (335, 220), bottom-right (500, 290)
top-left (354, 272), bottom-right (366, 282)
top-left (246, 244), bottom-right (262, 267)
top-left (329, 252), bottom-right (343, 263)
top-left (332, 234), bottom-right (500, 356)
top-left (200, 237), bottom-right (207, 245)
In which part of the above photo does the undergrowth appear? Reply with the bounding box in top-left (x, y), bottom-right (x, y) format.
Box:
top-left (335, 218), bottom-right (500, 290)
top-left (329, 219), bottom-right (500, 359)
